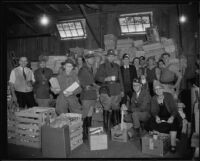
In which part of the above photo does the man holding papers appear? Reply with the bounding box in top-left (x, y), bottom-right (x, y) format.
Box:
top-left (50, 58), bottom-right (82, 115)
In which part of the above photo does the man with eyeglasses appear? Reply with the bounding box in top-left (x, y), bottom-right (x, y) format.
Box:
top-left (122, 78), bottom-right (151, 139)
top-left (9, 56), bottom-right (36, 108)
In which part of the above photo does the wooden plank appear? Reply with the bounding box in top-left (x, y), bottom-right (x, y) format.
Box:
top-left (70, 128), bottom-right (83, 138)
top-left (15, 117), bottom-right (41, 124)
top-left (16, 135), bottom-right (40, 142)
top-left (15, 112), bottom-right (40, 118)
top-left (16, 123), bottom-right (40, 131)
top-left (16, 128), bottom-right (40, 136)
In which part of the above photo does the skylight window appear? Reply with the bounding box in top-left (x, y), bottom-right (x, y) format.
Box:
top-left (119, 12), bottom-right (153, 35)
top-left (56, 19), bottom-right (87, 40)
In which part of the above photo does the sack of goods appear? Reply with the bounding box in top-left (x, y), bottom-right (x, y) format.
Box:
top-left (89, 127), bottom-right (108, 151)
top-left (141, 132), bottom-right (170, 156)
top-left (42, 113), bottom-right (83, 158)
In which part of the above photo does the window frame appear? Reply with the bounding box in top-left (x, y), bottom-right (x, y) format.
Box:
top-left (118, 11), bottom-right (153, 36)
top-left (56, 19), bottom-right (87, 40)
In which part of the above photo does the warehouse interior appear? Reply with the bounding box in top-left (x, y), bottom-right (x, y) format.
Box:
top-left (4, 2), bottom-right (200, 159)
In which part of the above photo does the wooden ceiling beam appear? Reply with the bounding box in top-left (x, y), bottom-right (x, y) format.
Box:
top-left (64, 4), bottom-right (72, 11)
top-left (9, 7), bottom-right (34, 17)
top-left (35, 4), bottom-right (49, 13)
top-left (49, 4), bottom-right (60, 12)
top-left (14, 13), bottom-right (37, 34)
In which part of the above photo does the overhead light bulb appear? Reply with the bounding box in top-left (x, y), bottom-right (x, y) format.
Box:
top-left (179, 15), bottom-right (187, 23)
top-left (40, 14), bottom-right (49, 26)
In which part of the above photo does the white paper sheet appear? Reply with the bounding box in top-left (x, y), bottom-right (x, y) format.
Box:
top-left (49, 77), bottom-right (60, 89)
top-left (63, 81), bottom-right (79, 94)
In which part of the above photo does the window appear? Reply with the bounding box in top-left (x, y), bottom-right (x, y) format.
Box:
top-left (56, 19), bottom-right (87, 40)
top-left (118, 12), bottom-right (153, 35)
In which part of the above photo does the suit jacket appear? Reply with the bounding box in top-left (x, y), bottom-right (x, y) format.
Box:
top-left (150, 92), bottom-right (178, 118)
top-left (129, 88), bottom-right (151, 113)
top-left (120, 65), bottom-right (137, 92)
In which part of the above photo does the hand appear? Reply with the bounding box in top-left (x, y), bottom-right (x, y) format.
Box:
top-left (121, 104), bottom-right (128, 111)
top-left (64, 91), bottom-right (73, 97)
top-left (12, 95), bottom-right (17, 103)
top-left (167, 116), bottom-right (174, 124)
top-left (51, 87), bottom-right (61, 94)
top-left (156, 116), bottom-right (161, 124)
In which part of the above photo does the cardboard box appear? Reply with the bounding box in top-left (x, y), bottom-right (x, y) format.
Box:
top-left (89, 130), bottom-right (108, 151)
top-left (141, 133), bottom-right (170, 156)
top-left (111, 123), bottom-right (133, 142)
top-left (41, 125), bottom-right (71, 158)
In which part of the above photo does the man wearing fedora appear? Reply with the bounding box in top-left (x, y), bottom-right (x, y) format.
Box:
top-left (95, 49), bottom-right (124, 134)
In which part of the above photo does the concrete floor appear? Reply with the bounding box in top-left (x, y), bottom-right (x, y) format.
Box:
top-left (7, 138), bottom-right (193, 159)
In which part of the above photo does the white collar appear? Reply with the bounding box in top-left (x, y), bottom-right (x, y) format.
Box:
top-left (124, 65), bottom-right (129, 68)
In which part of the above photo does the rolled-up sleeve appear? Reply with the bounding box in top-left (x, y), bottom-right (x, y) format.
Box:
top-left (9, 70), bottom-right (15, 84)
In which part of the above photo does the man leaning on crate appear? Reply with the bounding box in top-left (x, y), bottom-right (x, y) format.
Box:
top-left (9, 56), bottom-right (36, 109)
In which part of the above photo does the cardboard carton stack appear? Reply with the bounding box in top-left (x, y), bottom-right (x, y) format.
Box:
top-left (104, 34), bottom-right (117, 50)
top-left (8, 107), bottom-right (56, 149)
top-left (46, 56), bottom-right (67, 74)
top-left (42, 113), bottom-right (83, 157)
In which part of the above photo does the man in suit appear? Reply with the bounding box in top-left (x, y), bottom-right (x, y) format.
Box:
top-left (122, 78), bottom-right (151, 138)
top-left (120, 53), bottom-right (137, 106)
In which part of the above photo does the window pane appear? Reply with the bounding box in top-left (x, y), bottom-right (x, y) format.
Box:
top-left (128, 25), bottom-right (135, 32)
top-left (57, 24), bottom-right (63, 30)
top-left (59, 31), bottom-right (66, 38)
top-left (119, 17), bottom-right (126, 25)
top-left (77, 29), bottom-right (84, 36)
top-left (134, 17), bottom-right (142, 25)
top-left (68, 23), bottom-right (75, 29)
top-left (142, 16), bottom-right (150, 24)
top-left (121, 26), bottom-right (128, 33)
top-left (135, 25), bottom-right (143, 32)
top-left (63, 23), bottom-right (70, 30)
top-left (75, 22), bottom-right (82, 29)
top-left (65, 31), bottom-right (72, 37)
top-left (71, 30), bottom-right (78, 36)
top-left (126, 17), bottom-right (134, 24)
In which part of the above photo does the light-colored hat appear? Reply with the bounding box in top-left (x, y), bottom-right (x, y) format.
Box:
top-left (153, 80), bottom-right (164, 89)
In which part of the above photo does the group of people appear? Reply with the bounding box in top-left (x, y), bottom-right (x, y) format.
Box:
top-left (9, 49), bottom-right (184, 153)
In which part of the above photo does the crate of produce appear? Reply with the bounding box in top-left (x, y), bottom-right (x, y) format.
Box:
top-left (141, 133), bottom-right (170, 156)
top-left (89, 127), bottom-right (108, 151)
top-left (10, 107), bottom-right (56, 148)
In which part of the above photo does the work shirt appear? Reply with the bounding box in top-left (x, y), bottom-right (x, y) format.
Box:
top-left (9, 66), bottom-right (35, 92)
top-left (146, 67), bottom-right (157, 83)
top-left (95, 60), bottom-right (124, 96)
top-left (78, 64), bottom-right (97, 100)
top-left (34, 67), bottom-right (53, 99)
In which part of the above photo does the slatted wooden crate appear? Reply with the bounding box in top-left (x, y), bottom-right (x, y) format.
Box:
top-left (8, 107), bottom-right (56, 149)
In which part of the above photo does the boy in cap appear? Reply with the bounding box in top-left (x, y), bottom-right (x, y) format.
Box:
top-left (34, 57), bottom-right (53, 106)
top-left (51, 58), bottom-right (82, 115)
top-left (78, 52), bottom-right (98, 139)
top-left (120, 53), bottom-right (137, 105)
top-left (95, 49), bottom-right (124, 133)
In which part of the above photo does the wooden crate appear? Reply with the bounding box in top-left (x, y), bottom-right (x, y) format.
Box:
top-left (89, 133), bottom-right (108, 151)
top-left (71, 133), bottom-right (83, 151)
top-left (8, 107), bottom-right (56, 149)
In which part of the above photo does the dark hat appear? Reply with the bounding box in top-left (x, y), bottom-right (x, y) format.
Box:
top-left (63, 58), bottom-right (75, 66)
top-left (99, 86), bottom-right (110, 96)
top-left (139, 56), bottom-right (145, 60)
top-left (85, 51), bottom-right (95, 59)
top-left (122, 53), bottom-right (129, 59)
top-left (107, 49), bottom-right (116, 56)
top-left (161, 52), bottom-right (170, 57)
top-left (133, 78), bottom-right (142, 85)
top-left (147, 56), bottom-right (155, 61)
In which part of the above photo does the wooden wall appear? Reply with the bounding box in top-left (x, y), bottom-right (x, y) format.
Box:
top-left (7, 4), bottom-right (199, 81)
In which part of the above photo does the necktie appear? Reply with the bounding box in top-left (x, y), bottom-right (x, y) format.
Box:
top-left (22, 68), bottom-right (26, 80)
top-left (42, 68), bottom-right (45, 75)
